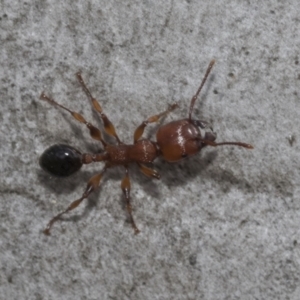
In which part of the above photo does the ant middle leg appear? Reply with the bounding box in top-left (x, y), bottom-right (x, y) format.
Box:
top-left (134, 103), bottom-right (178, 143)
top-left (121, 167), bottom-right (140, 234)
top-left (40, 93), bottom-right (107, 148)
top-left (138, 163), bottom-right (160, 179)
top-left (43, 168), bottom-right (106, 235)
top-left (76, 73), bottom-right (121, 144)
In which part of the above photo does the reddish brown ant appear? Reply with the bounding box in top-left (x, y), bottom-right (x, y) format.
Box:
top-left (39, 60), bottom-right (253, 235)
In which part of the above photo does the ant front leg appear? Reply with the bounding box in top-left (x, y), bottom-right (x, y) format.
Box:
top-left (76, 73), bottom-right (121, 144)
top-left (134, 103), bottom-right (178, 143)
top-left (40, 93), bottom-right (107, 148)
top-left (43, 168), bottom-right (106, 235)
top-left (121, 167), bottom-right (140, 234)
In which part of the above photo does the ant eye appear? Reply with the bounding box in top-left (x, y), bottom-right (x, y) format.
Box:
top-left (40, 144), bottom-right (82, 177)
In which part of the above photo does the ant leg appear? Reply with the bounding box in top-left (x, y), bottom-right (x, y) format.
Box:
top-left (189, 60), bottom-right (215, 120)
top-left (138, 163), bottom-right (160, 179)
top-left (121, 167), bottom-right (140, 234)
top-left (134, 103), bottom-right (178, 143)
top-left (43, 169), bottom-right (106, 235)
top-left (76, 73), bottom-right (121, 144)
top-left (40, 93), bottom-right (107, 148)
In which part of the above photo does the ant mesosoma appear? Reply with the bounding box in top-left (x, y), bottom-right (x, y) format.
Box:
top-left (39, 60), bottom-right (253, 235)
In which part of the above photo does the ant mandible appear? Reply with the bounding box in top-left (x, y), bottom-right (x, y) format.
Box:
top-left (39, 60), bottom-right (253, 235)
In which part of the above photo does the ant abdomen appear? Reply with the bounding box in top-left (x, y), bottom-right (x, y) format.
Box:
top-left (39, 144), bottom-right (83, 177)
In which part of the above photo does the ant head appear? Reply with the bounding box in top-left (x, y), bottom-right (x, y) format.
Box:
top-left (203, 131), bottom-right (217, 143)
top-left (191, 119), bottom-right (217, 145)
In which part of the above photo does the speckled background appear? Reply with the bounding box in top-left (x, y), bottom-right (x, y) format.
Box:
top-left (1, 1), bottom-right (300, 299)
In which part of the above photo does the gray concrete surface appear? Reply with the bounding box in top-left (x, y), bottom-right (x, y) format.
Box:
top-left (1, 1), bottom-right (300, 299)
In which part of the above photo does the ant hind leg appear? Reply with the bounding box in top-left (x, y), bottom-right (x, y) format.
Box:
top-left (40, 93), bottom-right (107, 148)
top-left (76, 73), bottom-right (121, 144)
top-left (43, 168), bottom-right (106, 235)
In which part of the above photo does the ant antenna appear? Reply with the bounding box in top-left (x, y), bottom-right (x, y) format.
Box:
top-left (189, 60), bottom-right (215, 120)
top-left (201, 139), bottom-right (254, 149)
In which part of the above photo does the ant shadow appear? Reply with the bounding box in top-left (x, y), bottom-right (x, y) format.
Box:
top-left (157, 149), bottom-right (252, 193)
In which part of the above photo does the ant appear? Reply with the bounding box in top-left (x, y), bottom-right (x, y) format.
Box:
top-left (39, 60), bottom-right (253, 235)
